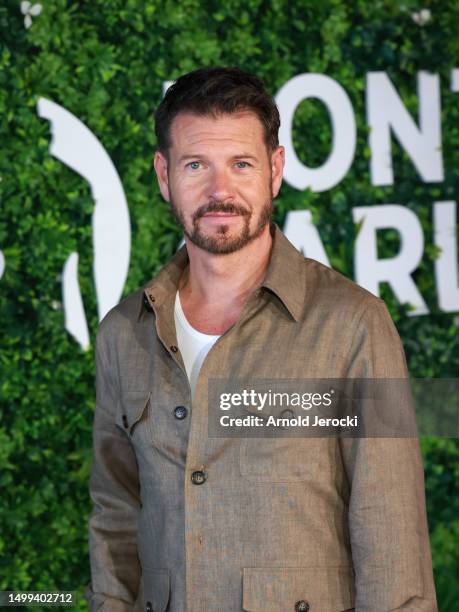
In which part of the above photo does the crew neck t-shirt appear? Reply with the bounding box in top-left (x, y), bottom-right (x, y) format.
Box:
top-left (174, 291), bottom-right (221, 397)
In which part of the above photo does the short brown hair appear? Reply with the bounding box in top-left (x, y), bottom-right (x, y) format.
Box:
top-left (154, 66), bottom-right (280, 157)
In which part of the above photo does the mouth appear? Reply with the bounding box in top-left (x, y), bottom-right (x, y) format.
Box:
top-left (202, 211), bottom-right (241, 217)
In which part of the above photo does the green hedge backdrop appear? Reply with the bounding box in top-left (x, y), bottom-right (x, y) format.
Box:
top-left (1, 0), bottom-right (458, 610)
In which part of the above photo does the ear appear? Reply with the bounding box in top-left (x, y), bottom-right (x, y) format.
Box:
top-left (153, 150), bottom-right (170, 202)
top-left (270, 146), bottom-right (285, 198)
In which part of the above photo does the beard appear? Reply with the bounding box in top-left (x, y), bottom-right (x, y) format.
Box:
top-left (169, 193), bottom-right (273, 255)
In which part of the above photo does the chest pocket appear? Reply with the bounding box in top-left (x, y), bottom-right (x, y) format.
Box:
top-left (116, 390), bottom-right (152, 447)
top-left (238, 405), bottom-right (333, 483)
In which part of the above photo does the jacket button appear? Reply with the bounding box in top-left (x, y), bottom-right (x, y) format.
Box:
top-left (191, 470), bottom-right (207, 485)
top-left (170, 345), bottom-right (178, 353)
top-left (174, 405), bottom-right (188, 420)
top-left (122, 414), bottom-right (128, 428)
top-left (295, 601), bottom-right (309, 612)
top-left (145, 602), bottom-right (153, 612)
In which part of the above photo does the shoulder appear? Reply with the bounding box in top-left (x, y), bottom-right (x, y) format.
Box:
top-left (300, 256), bottom-right (387, 324)
top-left (298, 258), bottom-right (406, 375)
top-left (96, 286), bottom-right (145, 347)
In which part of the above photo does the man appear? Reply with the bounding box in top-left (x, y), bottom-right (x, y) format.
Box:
top-left (85, 67), bottom-right (437, 611)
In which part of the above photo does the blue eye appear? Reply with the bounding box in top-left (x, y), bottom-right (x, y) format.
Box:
top-left (235, 161), bottom-right (250, 168)
top-left (188, 161), bottom-right (201, 170)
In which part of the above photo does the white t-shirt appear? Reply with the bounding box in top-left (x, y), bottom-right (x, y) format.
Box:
top-left (174, 291), bottom-right (221, 397)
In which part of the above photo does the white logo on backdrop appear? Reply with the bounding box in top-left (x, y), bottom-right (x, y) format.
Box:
top-left (37, 98), bottom-right (131, 350)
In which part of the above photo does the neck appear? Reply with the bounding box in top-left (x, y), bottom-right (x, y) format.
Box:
top-left (179, 223), bottom-right (273, 307)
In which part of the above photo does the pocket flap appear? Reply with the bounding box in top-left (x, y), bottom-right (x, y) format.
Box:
top-left (140, 567), bottom-right (170, 612)
top-left (242, 567), bottom-right (355, 611)
top-left (116, 390), bottom-right (151, 435)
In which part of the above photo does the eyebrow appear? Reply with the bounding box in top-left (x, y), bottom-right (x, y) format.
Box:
top-left (177, 153), bottom-right (260, 164)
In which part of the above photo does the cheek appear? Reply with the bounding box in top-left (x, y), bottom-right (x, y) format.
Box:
top-left (170, 176), bottom-right (201, 204)
top-left (175, 172), bottom-right (207, 194)
top-left (244, 177), bottom-right (271, 202)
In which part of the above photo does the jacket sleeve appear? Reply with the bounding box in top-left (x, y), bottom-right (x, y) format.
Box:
top-left (339, 297), bottom-right (438, 612)
top-left (84, 322), bottom-right (142, 612)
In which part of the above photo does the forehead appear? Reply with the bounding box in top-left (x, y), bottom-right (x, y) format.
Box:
top-left (168, 110), bottom-right (266, 154)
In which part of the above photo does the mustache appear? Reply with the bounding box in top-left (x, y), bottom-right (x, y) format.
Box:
top-left (193, 201), bottom-right (250, 222)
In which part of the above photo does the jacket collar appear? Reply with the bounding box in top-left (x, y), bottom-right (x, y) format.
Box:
top-left (138, 222), bottom-right (306, 322)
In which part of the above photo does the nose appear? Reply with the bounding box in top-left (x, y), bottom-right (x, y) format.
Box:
top-left (207, 166), bottom-right (235, 202)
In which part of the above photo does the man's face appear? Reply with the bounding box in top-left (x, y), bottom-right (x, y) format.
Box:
top-left (154, 110), bottom-right (285, 254)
